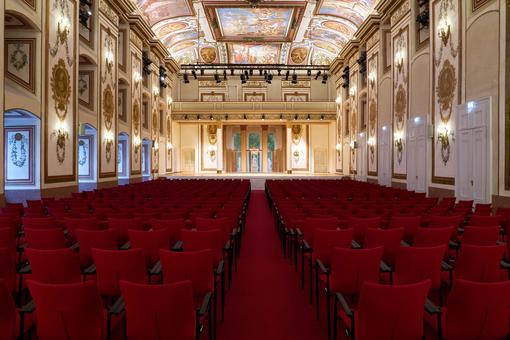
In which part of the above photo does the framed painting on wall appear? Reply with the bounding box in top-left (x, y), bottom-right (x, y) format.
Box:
top-left (4, 127), bottom-right (35, 185)
top-left (283, 92), bottom-right (309, 102)
top-left (244, 92), bottom-right (265, 102)
top-left (5, 39), bottom-right (35, 94)
top-left (200, 92), bottom-right (225, 102)
top-left (78, 71), bottom-right (94, 110)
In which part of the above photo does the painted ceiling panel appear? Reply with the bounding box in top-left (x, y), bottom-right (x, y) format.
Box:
top-left (132, 0), bottom-right (376, 65)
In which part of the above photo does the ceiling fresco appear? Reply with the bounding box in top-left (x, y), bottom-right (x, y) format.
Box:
top-left (133, 0), bottom-right (377, 65)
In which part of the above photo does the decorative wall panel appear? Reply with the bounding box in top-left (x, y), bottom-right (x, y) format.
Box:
top-left (78, 135), bottom-right (93, 179)
top-left (349, 71), bottom-right (358, 174)
top-left (44, 0), bottom-right (77, 183)
top-left (392, 27), bottom-right (409, 179)
top-left (5, 39), bottom-right (35, 94)
top-left (131, 52), bottom-right (142, 175)
top-left (432, 0), bottom-right (461, 185)
top-left (78, 71), bottom-right (94, 110)
top-left (201, 124), bottom-right (218, 171)
top-left (367, 53), bottom-right (378, 176)
top-left (5, 127), bottom-right (35, 185)
top-left (291, 124), bottom-right (308, 170)
top-left (99, 24), bottom-right (118, 178)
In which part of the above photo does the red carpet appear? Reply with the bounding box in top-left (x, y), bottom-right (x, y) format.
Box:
top-left (217, 190), bottom-right (328, 340)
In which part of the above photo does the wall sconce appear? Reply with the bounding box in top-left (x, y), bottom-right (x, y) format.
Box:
top-left (395, 50), bottom-right (404, 73)
top-left (436, 122), bottom-right (453, 165)
top-left (152, 140), bottom-right (159, 151)
top-left (394, 131), bottom-right (404, 165)
top-left (438, 18), bottom-right (451, 47)
top-left (167, 141), bottom-right (173, 149)
top-left (105, 49), bottom-right (114, 74)
top-left (368, 137), bottom-right (376, 163)
top-left (349, 86), bottom-right (356, 99)
top-left (134, 72), bottom-right (142, 85)
top-left (133, 136), bottom-right (141, 162)
top-left (349, 140), bottom-right (358, 149)
top-left (368, 70), bottom-right (376, 89)
top-left (57, 14), bottom-right (71, 44)
top-left (153, 88), bottom-right (160, 98)
top-left (335, 143), bottom-right (342, 155)
top-left (104, 130), bottom-right (114, 163)
top-left (52, 120), bottom-right (69, 164)
top-left (336, 96), bottom-right (342, 105)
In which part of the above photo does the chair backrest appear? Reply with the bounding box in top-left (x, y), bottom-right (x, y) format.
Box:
top-left (27, 280), bottom-right (105, 340)
top-left (446, 279), bottom-right (510, 340)
top-left (107, 217), bottom-right (143, 245)
top-left (388, 216), bottom-right (421, 243)
top-left (22, 216), bottom-right (56, 230)
top-left (24, 228), bottom-right (67, 249)
top-left (128, 229), bottom-right (170, 267)
top-left (455, 244), bottom-right (505, 283)
top-left (194, 217), bottom-right (232, 243)
top-left (330, 247), bottom-right (383, 295)
top-left (0, 248), bottom-right (16, 294)
top-left (469, 215), bottom-right (501, 227)
top-left (428, 215), bottom-right (463, 228)
top-left (312, 228), bottom-right (353, 267)
top-left (394, 245), bottom-right (446, 290)
top-left (181, 229), bottom-right (224, 266)
top-left (364, 228), bottom-right (404, 267)
top-left (26, 248), bottom-right (82, 284)
top-left (461, 226), bottom-right (500, 246)
top-left (348, 217), bottom-right (381, 244)
top-left (75, 229), bottom-right (117, 269)
top-left (0, 279), bottom-right (16, 340)
top-left (120, 280), bottom-right (196, 340)
top-left (0, 217), bottom-right (18, 234)
top-left (412, 226), bottom-right (455, 247)
top-left (357, 280), bottom-right (431, 340)
top-left (151, 218), bottom-right (185, 246)
top-left (64, 217), bottom-right (100, 241)
top-left (92, 248), bottom-right (147, 297)
top-left (160, 249), bottom-right (214, 297)
top-left (0, 227), bottom-right (17, 262)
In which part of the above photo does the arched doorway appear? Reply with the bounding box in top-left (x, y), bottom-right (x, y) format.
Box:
top-left (4, 109), bottom-right (41, 191)
top-left (118, 133), bottom-right (130, 180)
top-left (78, 124), bottom-right (97, 186)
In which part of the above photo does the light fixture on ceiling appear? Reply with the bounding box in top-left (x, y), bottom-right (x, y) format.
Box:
top-left (285, 70), bottom-right (290, 81)
top-left (240, 74), bottom-right (246, 84)
top-left (294, 114), bottom-right (298, 120)
top-left (223, 70), bottom-right (227, 80)
top-left (214, 72), bottom-right (221, 84)
top-left (244, 70), bottom-right (249, 80)
top-left (209, 114), bottom-right (213, 120)
top-left (261, 114), bottom-right (265, 121)
top-left (307, 114), bottom-right (311, 121)
top-left (200, 69), bottom-right (205, 76)
top-left (315, 70), bottom-right (322, 80)
top-left (279, 114), bottom-right (283, 121)
top-left (183, 72), bottom-right (190, 84)
top-left (322, 72), bottom-right (328, 84)
top-left (307, 69), bottom-right (311, 76)
top-left (191, 70), bottom-right (197, 79)
top-left (230, 69), bottom-right (235, 76)
top-left (291, 71), bottom-right (298, 84)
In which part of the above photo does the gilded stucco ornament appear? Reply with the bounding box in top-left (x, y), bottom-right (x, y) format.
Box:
top-left (152, 110), bottom-right (159, 136)
top-left (207, 125), bottom-right (218, 145)
top-left (49, 0), bottom-right (74, 66)
top-left (133, 100), bottom-right (140, 136)
top-left (290, 47), bottom-right (308, 64)
top-left (291, 125), bottom-right (302, 145)
top-left (395, 85), bottom-right (407, 130)
top-left (50, 58), bottom-right (71, 121)
top-left (369, 98), bottom-right (377, 136)
top-left (200, 47), bottom-right (217, 63)
top-left (103, 85), bottom-right (114, 130)
top-left (436, 59), bottom-right (457, 124)
top-left (105, 139), bottom-right (113, 163)
top-left (166, 116), bottom-right (172, 137)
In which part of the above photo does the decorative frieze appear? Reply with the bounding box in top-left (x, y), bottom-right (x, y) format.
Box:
top-left (99, 0), bottom-right (119, 26)
top-left (130, 31), bottom-right (143, 50)
top-left (390, 1), bottom-right (411, 26)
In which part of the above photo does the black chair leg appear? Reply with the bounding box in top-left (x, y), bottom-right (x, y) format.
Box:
top-left (333, 300), bottom-right (338, 340)
top-left (309, 257), bottom-right (313, 305)
top-left (327, 290), bottom-right (331, 340)
top-left (222, 271), bottom-right (225, 322)
top-left (301, 248), bottom-right (305, 290)
top-left (315, 266), bottom-right (320, 320)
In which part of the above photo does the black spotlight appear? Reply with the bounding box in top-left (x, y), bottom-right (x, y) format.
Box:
top-left (184, 114), bottom-right (188, 120)
top-left (223, 70), bottom-right (227, 80)
top-left (244, 70), bottom-right (249, 80)
top-left (243, 114), bottom-right (247, 120)
top-left (307, 114), bottom-right (311, 121)
top-left (225, 115), bottom-right (228, 121)
top-left (315, 70), bottom-right (322, 80)
top-left (240, 74), bottom-right (246, 84)
top-left (197, 115), bottom-right (201, 121)
top-left (262, 114), bottom-right (265, 121)
top-left (230, 69), bottom-right (235, 76)
top-left (307, 69), bottom-right (311, 76)
top-left (249, 69), bottom-right (253, 76)
top-left (191, 70), bottom-right (197, 79)
top-left (259, 69), bottom-right (263, 76)
top-left (291, 71), bottom-right (298, 84)
top-left (285, 70), bottom-right (290, 80)
top-left (214, 73), bottom-right (221, 84)
top-left (200, 69), bottom-right (205, 76)
top-left (267, 73), bottom-right (273, 83)
top-left (183, 72), bottom-right (190, 84)
top-left (320, 115), bottom-right (324, 121)
top-left (294, 114), bottom-right (298, 120)
top-left (277, 69), bottom-right (281, 76)
top-left (209, 114), bottom-right (213, 120)
top-left (322, 73), bottom-right (329, 84)
top-left (279, 114), bottom-right (283, 121)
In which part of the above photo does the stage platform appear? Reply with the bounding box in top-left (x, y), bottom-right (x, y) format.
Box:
top-left (165, 172), bottom-right (343, 189)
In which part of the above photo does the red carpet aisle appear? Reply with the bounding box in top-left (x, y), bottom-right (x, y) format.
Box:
top-left (217, 190), bottom-right (327, 340)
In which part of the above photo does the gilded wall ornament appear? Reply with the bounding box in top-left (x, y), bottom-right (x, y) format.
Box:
top-left (207, 125), bottom-right (218, 145)
top-left (9, 133), bottom-right (28, 168)
top-left (290, 47), bottom-right (308, 64)
top-left (436, 59), bottom-right (457, 124)
top-left (49, 0), bottom-right (73, 66)
top-left (51, 128), bottom-right (69, 165)
top-left (369, 145), bottom-right (375, 164)
top-left (105, 139), bottom-right (113, 163)
top-left (395, 85), bottom-right (407, 130)
top-left (133, 100), bottom-right (140, 136)
top-left (369, 98), bottom-right (377, 136)
top-left (9, 43), bottom-right (28, 71)
top-left (152, 111), bottom-right (158, 135)
top-left (78, 140), bottom-right (87, 166)
top-left (103, 85), bottom-right (114, 130)
top-left (350, 111), bottom-right (357, 137)
top-left (166, 117), bottom-right (171, 137)
top-left (291, 125), bottom-right (302, 145)
top-left (50, 58), bottom-right (71, 121)
top-left (200, 47), bottom-right (217, 63)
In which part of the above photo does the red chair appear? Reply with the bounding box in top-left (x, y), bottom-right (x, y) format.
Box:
top-left (26, 280), bottom-right (113, 340)
top-left (317, 247), bottom-right (383, 339)
top-left (0, 248), bottom-right (16, 294)
top-left (120, 280), bottom-right (206, 340)
top-left (92, 248), bottom-right (147, 300)
top-left (24, 228), bottom-right (67, 249)
top-left (75, 229), bottom-right (117, 270)
top-left (412, 226), bottom-right (455, 247)
top-left (22, 217), bottom-right (57, 230)
top-left (181, 229), bottom-right (227, 279)
top-left (347, 217), bottom-right (381, 245)
top-left (468, 215), bottom-right (501, 227)
top-left (306, 228), bottom-right (353, 303)
top-left (428, 215), bottom-right (463, 228)
top-left (151, 218), bottom-right (185, 246)
top-left (0, 279), bottom-right (34, 340)
top-left (107, 217), bottom-right (144, 245)
top-left (388, 216), bottom-right (421, 243)
top-left (335, 280), bottom-right (431, 340)
top-left (0, 227), bottom-right (17, 263)
top-left (64, 217), bottom-right (100, 243)
top-left (128, 229), bottom-right (170, 268)
top-left (450, 244), bottom-right (506, 285)
top-left (364, 228), bottom-right (404, 268)
top-left (426, 279), bottom-right (510, 340)
top-left (459, 226), bottom-right (500, 246)
top-left (25, 248), bottom-right (82, 284)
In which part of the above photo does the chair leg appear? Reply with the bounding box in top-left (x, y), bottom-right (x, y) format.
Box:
top-left (222, 271), bottom-right (225, 322)
top-left (327, 290), bottom-right (331, 340)
top-left (294, 238), bottom-right (298, 272)
top-left (309, 256), bottom-right (313, 305)
top-left (301, 247), bottom-right (305, 290)
top-left (315, 265), bottom-right (320, 320)
top-left (228, 253), bottom-right (233, 290)
top-left (333, 299), bottom-right (338, 340)
top-left (209, 303), bottom-right (214, 340)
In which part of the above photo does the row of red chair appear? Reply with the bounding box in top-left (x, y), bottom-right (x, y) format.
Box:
top-left (266, 179), bottom-right (510, 340)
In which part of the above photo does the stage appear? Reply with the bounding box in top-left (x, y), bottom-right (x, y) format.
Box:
top-left (165, 172), bottom-right (344, 189)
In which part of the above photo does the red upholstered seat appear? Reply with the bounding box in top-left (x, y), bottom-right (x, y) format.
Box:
top-left (181, 229), bottom-right (225, 267)
top-left (348, 217), bottom-right (381, 245)
top-left (107, 217), bottom-right (144, 245)
top-left (22, 216), bottom-right (57, 230)
top-left (25, 248), bottom-right (82, 284)
top-left (75, 229), bottom-right (117, 269)
top-left (128, 229), bottom-right (170, 267)
top-left (469, 215), bottom-right (502, 227)
top-left (64, 217), bottom-right (100, 243)
top-left (459, 226), bottom-right (500, 246)
top-left (0, 248), bottom-right (16, 294)
top-left (151, 218), bottom-right (185, 246)
top-left (388, 215), bottom-right (421, 243)
top-left (92, 248), bottom-right (147, 298)
top-left (24, 228), bottom-right (67, 250)
top-left (364, 228), bottom-right (404, 267)
top-left (27, 280), bottom-right (111, 340)
top-left (337, 280), bottom-right (431, 340)
top-left (453, 244), bottom-right (506, 283)
top-left (312, 228), bottom-right (353, 266)
top-left (412, 226), bottom-right (455, 247)
top-left (120, 280), bottom-right (197, 340)
top-left (393, 245), bottom-right (446, 290)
